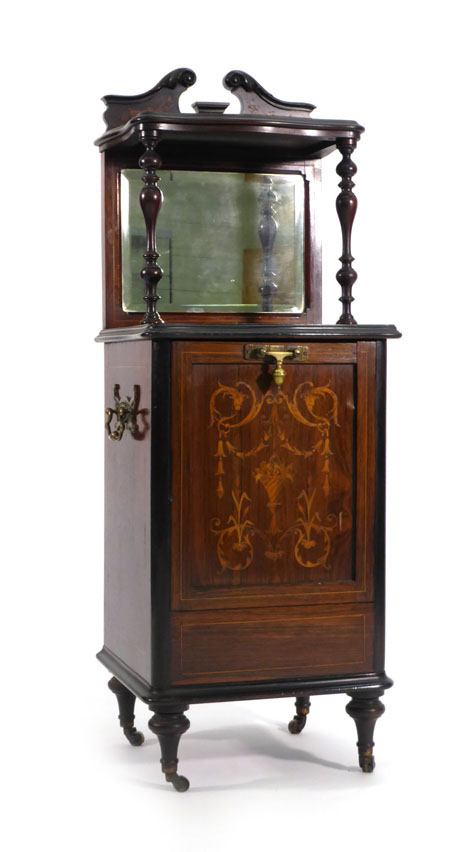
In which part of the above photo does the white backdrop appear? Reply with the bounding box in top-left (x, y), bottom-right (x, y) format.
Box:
top-left (2, 2), bottom-right (469, 850)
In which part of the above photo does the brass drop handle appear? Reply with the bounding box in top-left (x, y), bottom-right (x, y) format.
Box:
top-left (243, 345), bottom-right (308, 388)
top-left (105, 384), bottom-right (139, 441)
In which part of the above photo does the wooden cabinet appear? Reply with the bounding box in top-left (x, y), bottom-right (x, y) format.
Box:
top-left (96, 68), bottom-right (400, 791)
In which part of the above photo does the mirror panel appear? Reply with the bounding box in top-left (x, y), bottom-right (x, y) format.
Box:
top-left (121, 169), bottom-right (305, 314)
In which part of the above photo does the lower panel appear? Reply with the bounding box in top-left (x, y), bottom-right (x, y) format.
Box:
top-left (171, 604), bottom-right (374, 685)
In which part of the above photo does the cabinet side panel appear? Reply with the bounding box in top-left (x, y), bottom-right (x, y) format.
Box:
top-left (103, 341), bottom-right (152, 682)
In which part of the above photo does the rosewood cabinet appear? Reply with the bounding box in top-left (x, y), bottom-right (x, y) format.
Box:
top-left (96, 69), bottom-right (400, 791)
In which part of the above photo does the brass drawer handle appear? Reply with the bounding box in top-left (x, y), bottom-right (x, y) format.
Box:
top-left (243, 344), bottom-right (308, 387)
top-left (105, 384), bottom-right (139, 441)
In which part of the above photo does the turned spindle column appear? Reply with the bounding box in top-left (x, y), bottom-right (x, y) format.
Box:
top-left (139, 126), bottom-right (164, 324)
top-left (258, 175), bottom-right (278, 312)
top-left (336, 139), bottom-right (358, 325)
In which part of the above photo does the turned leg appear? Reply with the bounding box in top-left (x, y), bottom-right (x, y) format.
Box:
top-left (288, 696), bottom-right (311, 734)
top-left (345, 689), bottom-right (385, 772)
top-left (108, 677), bottom-right (145, 746)
top-left (148, 703), bottom-right (190, 792)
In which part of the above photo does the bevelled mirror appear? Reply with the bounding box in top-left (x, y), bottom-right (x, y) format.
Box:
top-left (120, 169), bottom-right (305, 314)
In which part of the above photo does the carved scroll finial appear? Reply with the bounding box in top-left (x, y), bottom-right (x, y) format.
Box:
top-left (102, 68), bottom-right (197, 130)
top-left (223, 70), bottom-right (315, 117)
top-left (139, 127), bottom-right (164, 324)
top-left (258, 176), bottom-right (278, 312)
top-left (336, 139), bottom-right (358, 325)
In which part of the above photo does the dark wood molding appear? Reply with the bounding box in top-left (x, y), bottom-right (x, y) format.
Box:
top-left (102, 68), bottom-right (197, 130)
top-left (96, 324), bottom-right (402, 343)
top-left (223, 70), bottom-right (315, 116)
top-left (97, 647), bottom-right (153, 700)
top-left (96, 114), bottom-right (363, 155)
top-left (97, 644), bottom-right (393, 704)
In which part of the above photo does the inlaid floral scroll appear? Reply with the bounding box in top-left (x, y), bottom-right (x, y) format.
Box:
top-left (209, 380), bottom-right (343, 573)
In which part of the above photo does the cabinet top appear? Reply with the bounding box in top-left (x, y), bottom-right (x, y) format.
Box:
top-left (96, 324), bottom-right (401, 343)
top-left (95, 68), bottom-right (364, 156)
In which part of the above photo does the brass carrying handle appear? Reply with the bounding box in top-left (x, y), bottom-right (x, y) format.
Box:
top-left (243, 345), bottom-right (308, 388)
top-left (105, 384), bottom-right (139, 441)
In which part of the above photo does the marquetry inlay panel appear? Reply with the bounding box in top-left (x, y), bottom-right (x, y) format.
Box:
top-left (209, 378), bottom-right (341, 573)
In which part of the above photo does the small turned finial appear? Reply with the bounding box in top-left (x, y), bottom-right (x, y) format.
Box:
top-left (138, 127), bottom-right (164, 324)
top-left (336, 139), bottom-right (358, 325)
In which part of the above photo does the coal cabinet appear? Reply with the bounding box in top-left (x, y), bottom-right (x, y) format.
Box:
top-left (96, 68), bottom-right (400, 791)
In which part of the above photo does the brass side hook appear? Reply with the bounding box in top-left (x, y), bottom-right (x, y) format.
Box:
top-left (105, 384), bottom-right (139, 441)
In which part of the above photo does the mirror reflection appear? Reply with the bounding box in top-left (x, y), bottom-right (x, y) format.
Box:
top-left (121, 169), bottom-right (305, 314)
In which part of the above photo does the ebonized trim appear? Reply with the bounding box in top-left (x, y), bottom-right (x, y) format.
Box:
top-left (97, 646), bottom-right (393, 705)
top-left (96, 115), bottom-right (364, 153)
top-left (96, 324), bottom-right (401, 344)
top-left (373, 341), bottom-right (387, 671)
top-left (151, 341), bottom-right (173, 689)
top-left (97, 647), bottom-right (153, 699)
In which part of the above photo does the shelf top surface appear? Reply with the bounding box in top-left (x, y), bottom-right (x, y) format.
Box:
top-left (96, 113), bottom-right (364, 155)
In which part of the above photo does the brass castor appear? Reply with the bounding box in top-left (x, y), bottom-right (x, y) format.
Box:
top-left (359, 750), bottom-right (375, 773)
top-left (288, 717), bottom-right (306, 734)
top-left (166, 772), bottom-right (190, 792)
top-left (288, 696), bottom-right (311, 734)
top-left (123, 727), bottom-right (145, 746)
